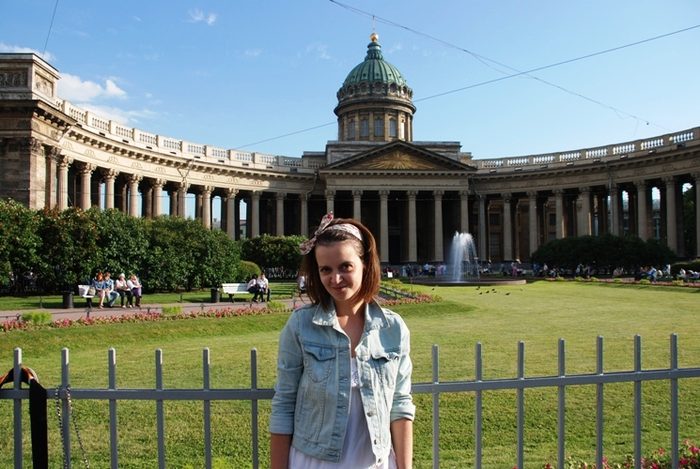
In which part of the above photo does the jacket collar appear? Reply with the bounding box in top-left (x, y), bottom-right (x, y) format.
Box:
top-left (311, 300), bottom-right (389, 330)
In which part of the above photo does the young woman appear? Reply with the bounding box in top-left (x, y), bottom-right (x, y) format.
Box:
top-left (270, 213), bottom-right (415, 469)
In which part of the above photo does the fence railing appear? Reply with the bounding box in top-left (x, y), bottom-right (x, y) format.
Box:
top-left (2, 334), bottom-right (700, 468)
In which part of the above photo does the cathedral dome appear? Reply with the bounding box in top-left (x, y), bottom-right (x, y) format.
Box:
top-left (342, 33), bottom-right (408, 88)
top-left (335, 33), bottom-right (415, 143)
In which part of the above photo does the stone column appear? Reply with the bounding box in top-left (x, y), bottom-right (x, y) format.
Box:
top-left (577, 187), bottom-right (592, 236)
top-left (478, 194), bottom-right (487, 261)
top-left (201, 186), bottom-right (213, 229)
top-left (300, 193), bottom-right (309, 237)
top-left (276, 192), bottom-right (286, 236)
top-left (352, 190), bottom-right (362, 221)
top-left (57, 155), bottom-right (73, 210)
top-left (151, 179), bottom-right (164, 217)
top-left (128, 175), bottom-right (142, 217)
top-left (379, 190), bottom-right (389, 263)
top-left (434, 190), bottom-right (444, 262)
top-left (609, 185), bottom-right (620, 236)
top-left (79, 163), bottom-right (95, 210)
top-left (528, 191), bottom-right (538, 257)
top-left (664, 177), bottom-right (677, 252)
top-left (325, 190), bottom-right (335, 214)
top-left (459, 190), bottom-right (469, 234)
top-left (143, 186), bottom-right (153, 219)
top-left (635, 180), bottom-right (648, 240)
top-left (44, 146), bottom-right (58, 209)
top-left (102, 169), bottom-right (118, 210)
top-left (177, 183), bottom-right (189, 218)
top-left (502, 193), bottom-right (513, 260)
top-left (407, 190), bottom-right (417, 263)
top-left (250, 191), bottom-right (261, 238)
top-left (169, 189), bottom-right (178, 217)
top-left (554, 189), bottom-right (564, 239)
top-left (225, 189), bottom-right (238, 239)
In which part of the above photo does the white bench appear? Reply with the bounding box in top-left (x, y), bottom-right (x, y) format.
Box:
top-left (78, 284), bottom-right (95, 308)
top-left (221, 283), bottom-right (252, 302)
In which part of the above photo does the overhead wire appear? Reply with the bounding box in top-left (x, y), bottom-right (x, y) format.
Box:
top-left (43, 0), bottom-right (61, 56)
top-left (234, 2), bottom-right (700, 149)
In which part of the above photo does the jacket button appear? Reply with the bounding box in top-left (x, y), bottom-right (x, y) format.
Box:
top-left (366, 411), bottom-right (374, 417)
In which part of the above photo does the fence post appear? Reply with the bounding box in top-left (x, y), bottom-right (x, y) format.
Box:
top-left (251, 348), bottom-right (260, 469)
top-left (61, 348), bottom-right (72, 468)
top-left (13, 348), bottom-right (22, 469)
top-left (432, 344), bottom-right (439, 469)
top-left (634, 336), bottom-right (642, 469)
top-left (475, 343), bottom-right (482, 469)
top-left (203, 348), bottom-right (212, 469)
top-left (596, 336), bottom-right (604, 469)
top-left (670, 334), bottom-right (679, 469)
top-left (108, 348), bottom-right (119, 469)
top-left (557, 339), bottom-right (566, 469)
top-left (516, 341), bottom-right (524, 469)
top-left (156, 349), bottom-right (165, 469)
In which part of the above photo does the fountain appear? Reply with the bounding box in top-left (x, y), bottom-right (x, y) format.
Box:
top-left (412, 231), bottom-right (527, 287)
top-left (449, 232), bottom-right (479, 281)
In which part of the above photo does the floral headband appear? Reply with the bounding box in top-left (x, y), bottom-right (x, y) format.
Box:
top-left (299, 212), bottom-right (363, 255)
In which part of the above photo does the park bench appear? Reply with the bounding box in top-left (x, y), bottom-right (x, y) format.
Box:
top-left (77, 284), bottom-right (95, 309)
top-left (221, 283), bottom-right (253, 302)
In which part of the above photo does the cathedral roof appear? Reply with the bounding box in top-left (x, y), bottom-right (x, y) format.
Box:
top-left (342, 33), bottom-right (408, 88)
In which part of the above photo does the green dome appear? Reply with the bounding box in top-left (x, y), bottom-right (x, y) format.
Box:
top-left (343, 35), bottom-right (407, 87)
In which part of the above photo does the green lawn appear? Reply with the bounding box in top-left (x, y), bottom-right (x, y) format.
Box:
top-left (1, 281), bottom-right (699, 468)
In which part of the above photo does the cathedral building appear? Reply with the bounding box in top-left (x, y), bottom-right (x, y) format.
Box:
top-left (1, 34), bottom-right (698, 264)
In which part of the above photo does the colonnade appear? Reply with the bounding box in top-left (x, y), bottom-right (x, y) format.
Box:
top-left (41, 145), bottom-right (700, 263)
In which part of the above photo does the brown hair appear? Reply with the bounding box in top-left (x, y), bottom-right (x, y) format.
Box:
top-left (301, 217), bottom-right (381, 309)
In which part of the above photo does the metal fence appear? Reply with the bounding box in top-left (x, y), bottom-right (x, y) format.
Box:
top-left (3, 334), bottom-right (700, 468)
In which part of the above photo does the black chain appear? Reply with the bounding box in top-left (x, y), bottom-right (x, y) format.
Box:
top-left (54, 386), bottom-right (90, 469)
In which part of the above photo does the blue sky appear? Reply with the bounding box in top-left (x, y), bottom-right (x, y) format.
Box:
top-left (2, 0), bottom-right (699, 160)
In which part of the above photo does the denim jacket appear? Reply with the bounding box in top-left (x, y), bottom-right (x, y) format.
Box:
top-left (270, 300), bottom-right (415, 464)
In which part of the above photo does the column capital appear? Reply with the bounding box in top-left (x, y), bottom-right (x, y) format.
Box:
top-left (578, 186), bottom-right (591, 194)
top-left (151, 178), bottom-right (166, 188)
top-left (433, 190), bottom-right (444, 198)
top-left (634, 179), bottom-right (647, 189)
top-left (101, 168), bottom-right (119, 181)
top-left (691, 172), bottom-right (700, 182)
top-left (177, 181), bottom-right (190, 192)
top-left (502, 192), bottom-right (512, 203)
top-left (128, 174), bottom-right (143, 184)
top-left (250, 190), bottom-right (261, 200)
top-left (202, 185), bottom-right (214, 196)
top-left (352, 189), bottom-right (363, 197)
top-left (459, 190), bottom-right (470, 198)
top-left (406, 190), bottom-right (418, 198)
top-left (527, 190), bottom-right (538, 199)
top-left (379, 190), bottom-right (390, 197)
top-left (662, 176), bottom-right (675, 185)
top-left (276, 192), bottom-right (287, 200)
top-left (29, 137), bottom-right (43, 154)
top-left (609, 184), bottom-right (619, 195)
top-left (45, 144), bottom-right (62, 161)
top-left (225, 188), bottom-right (239, 199)
top-left (300, 192), bottom-right (310, 202)
top-left (553, 188), bottom-right (564, 196)
top-left (79, 162), bottom-right (96, 175)
top-left (324, 189), bottom-right (336, 198)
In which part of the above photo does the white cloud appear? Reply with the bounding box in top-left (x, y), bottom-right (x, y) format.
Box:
top-left (306, 43), bottom-right (331, 60)
top-left (188, 9), bottom-right (217, 26)
top-left (0, 42), bottom-right (55, 62)
top-left (58, 73), bottom-right (127, 102)
top-left (77, 103), bottom-right (158, 127)
top-left (244, 48), bottom-right (262, 58)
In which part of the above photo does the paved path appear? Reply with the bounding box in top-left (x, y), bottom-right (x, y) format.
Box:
top-left (0, 296), bottom-right (311, 322)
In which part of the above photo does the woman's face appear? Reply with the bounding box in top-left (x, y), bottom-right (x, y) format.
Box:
top-left (315, 240), bottom-right (364, 309)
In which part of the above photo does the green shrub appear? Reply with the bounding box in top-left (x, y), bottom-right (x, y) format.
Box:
top-left (265, 300), bottom-right (289, 313)
top-left (21, 311), bottom-right (52, 325)
top-left (161, 305), bottom-right (183, 316)
top-left (238, 260), bottom-right (261, 282)
top-left (639, 278), bottom-right (651, 285)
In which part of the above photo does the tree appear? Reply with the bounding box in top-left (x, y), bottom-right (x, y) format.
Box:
top-left (0, 199), bottom-right (42, 292)
top-left (239, 234), bottom-right (305, 276)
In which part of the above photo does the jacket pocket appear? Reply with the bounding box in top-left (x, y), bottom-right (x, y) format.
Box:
top-left (302, 342), bottom-right (335, 383)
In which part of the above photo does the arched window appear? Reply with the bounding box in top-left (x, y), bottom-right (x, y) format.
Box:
top-left (360, 118), bottom-right (369, 138)
top-left (374, 117), bottom-right (384, 137)
top-left (389, 118), bottom-right (397, 138)
top-left (347, 119), bottom-right (355, 140)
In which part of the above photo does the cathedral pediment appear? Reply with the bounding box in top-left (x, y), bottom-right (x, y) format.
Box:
top-left (321, 141), bottom-right (475, 174)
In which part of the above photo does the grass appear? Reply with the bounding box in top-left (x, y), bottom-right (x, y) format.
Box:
top-left (1, 280), bottom-right (699, 468)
